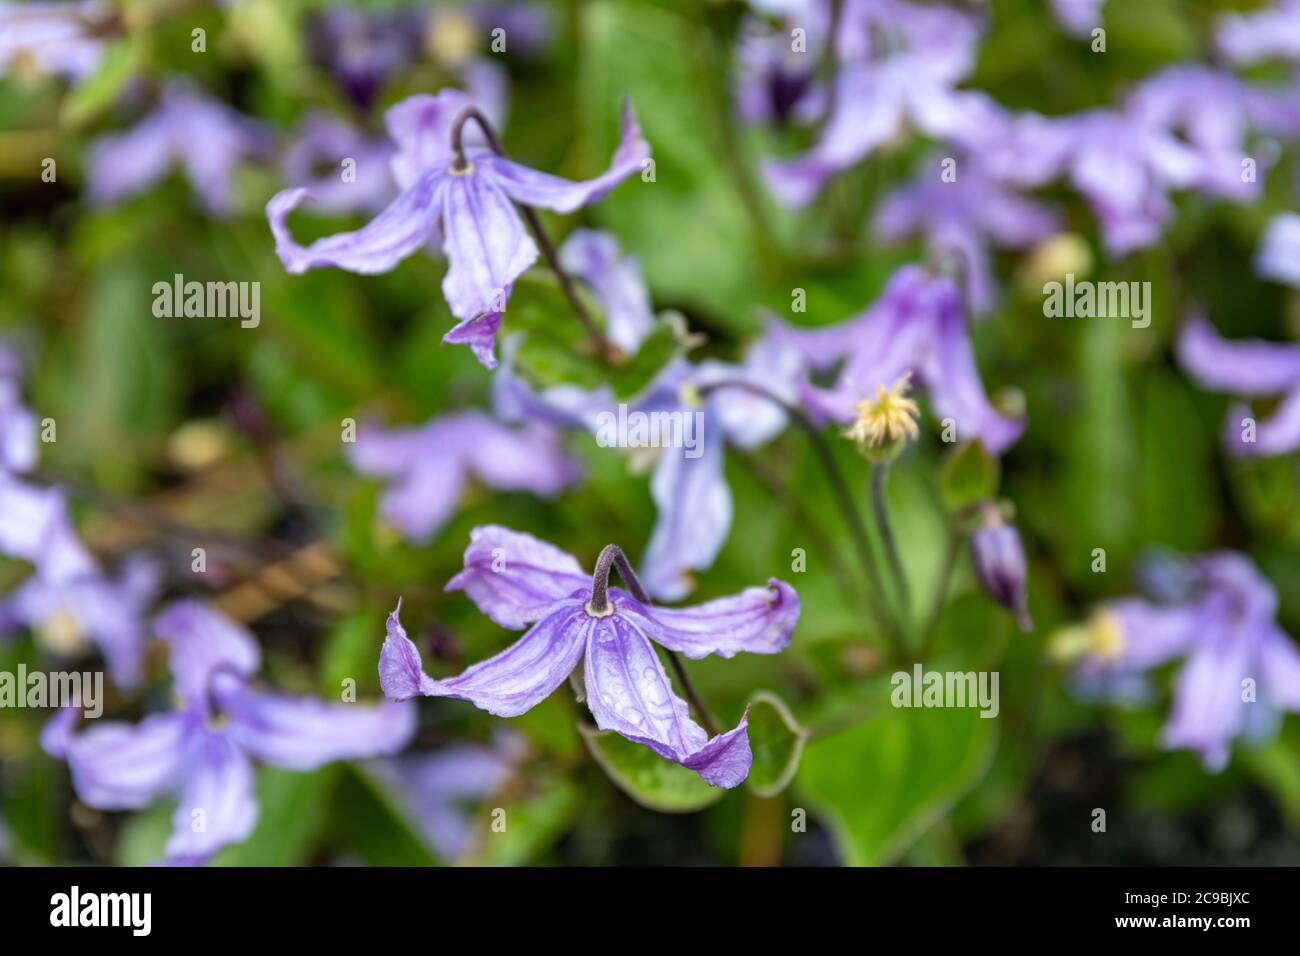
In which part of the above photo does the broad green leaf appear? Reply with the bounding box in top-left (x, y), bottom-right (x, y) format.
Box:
top-left (746, 690), bottom-right (807, 798)
top-left (580, 723), bottom-right (724, 813)
top-left (797, 706), bottom-right (996, 865)
top-left (470, 770), bottom-right (579, 866)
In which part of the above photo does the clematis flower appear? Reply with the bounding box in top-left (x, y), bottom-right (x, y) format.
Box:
top-left (281, 112), bottom-right (396, 215)
top-left (789, 264), bottom-right (1024, 455)
top-left (1177, 312), bottom-right (1300, 458)
top-left (0, 1), bottom-right (106, 83)
top-left (968, 509), bottom-right (1032, 633)
top-left (1255, 213), bottom-right (1300, 288)
top-left (305, 5), bottom-right (426, 110)
top-left (1050, 0), bottom-right (1105, 37)
top-left (733, 2), bottom-right (828, 127)
top-left (558, 229), bottom-right (655, 355)
top-left (1059, 552), bottom-right (1300, 771)
top-left (1217, 0), bottom-right (1300, 65)
top-left (763, 0), bottom-right (982, 206)
top-left (874, 157), bottom-right (1059, 314)
top-left (267, 90), bottom-right (649, 367)
top-left (369, 733), bottom-right (525, 861)
top-left (379, 526), bottom-right (800, 787)
top-left (46, 601), bottom-right (416, 864)
top-left (0, 345), bottom-right (37, 475)
top-left (86, 82), bottom-right (272, 217)
top-left (347, 411), bottom-right (580, 542)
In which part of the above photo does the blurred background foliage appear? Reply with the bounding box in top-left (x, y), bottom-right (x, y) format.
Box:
top-left (1, 0), bottom-right (1299, 866)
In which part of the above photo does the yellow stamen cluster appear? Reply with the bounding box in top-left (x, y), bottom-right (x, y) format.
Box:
top-left (844, 374), bottom-right (920, 454)
top-left (1049, 610), bottom-right (1126, 664)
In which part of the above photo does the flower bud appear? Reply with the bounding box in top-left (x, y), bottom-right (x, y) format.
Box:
top-left (969, 519), bottom-right (1032, 632)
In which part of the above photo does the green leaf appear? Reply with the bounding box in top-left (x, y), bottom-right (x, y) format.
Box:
top-left (796, 705), bottom-right (996, 865)
top-left (745, 690), bottom-right (808, 798)
top-left (471, 770), bottom-right (579, 866)
top-left (210, 766), bottom-right (338, 866)
top-left (939, 440), bottom-right (999, 512)
top-left (580, 723), bottom-right (725, 813)
top-left (61, 36), bottom-right (149, 129)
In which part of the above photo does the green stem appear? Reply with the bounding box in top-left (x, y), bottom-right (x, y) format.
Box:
top-left (870, 462), bottom-right (912, 643)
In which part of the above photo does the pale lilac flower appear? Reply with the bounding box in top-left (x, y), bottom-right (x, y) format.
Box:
top-left (969, 516), bottom-right (1031, 632)
top-left (281, 112), bottom-right (396, 215)
top-left (0, 1), bottom-right (106, 82)
top-left (0, 346), bottom-right (37, 474)
top-left (1217, 0), bottom-right (1300, 65)
top-left (86, 83), bottom-right (272, 217)
top-left (46, 601), bottom-right (416, 863)
top-left (267, 91), bottom-right (649, 366)
top-left (733, 2), bottom-right (828, 127)
top-left (305, 6), bottom-right (426, 110)
top-left (558, 229), bottom-right (654, 354)
top-left (874, 157), bottom-right (1059, 314)
top-left (347, 411), bottom-right (580, 542)
top-left (1050, 0), bottom-right (1105, 37)
top-left (369, 733), bottom-right (525, 860)
top-left (1255, 213), bottom-right (1300, 287)
top-left (1068, 552), bottom-right (1300, 771)
top-left (763, 0), bottom-right (983, 206)
top-left (380, 526), bottom-right (800, 787)
top-left (791, 265), bottom-right (1025, 455)
top-left (1177, 312), bottom-right (1300, 457)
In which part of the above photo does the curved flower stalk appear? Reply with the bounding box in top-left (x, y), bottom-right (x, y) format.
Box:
top-left (788, 264), bottom-right (1025, 455)
top-left (1057, 552), bottom-right (1300, 772)
top-left (1216, 0), bottom-right (1300, 65)
top-left (281, 112), bottom-right (397, 215)
top-left (267, 89), bottom-right (649, 368)
top-left (379, 526), bottom-right (800, 787)
top-left (0, 1), bottom-right (106, 83)
top-left (347, 411), bottom-right (580, 542)
top-left (0, 350), bottom-right (157, 687)
top-left (45, 601), bottom-right (416, 864)
top-left (763, 0), bottom-right (983, 206)
top-left (1176, 312), bottom-right (1300, 457)
top-left (874, 157), bottom-right (1060, 314)
top-left (86, 81), bottom-right (273, 217)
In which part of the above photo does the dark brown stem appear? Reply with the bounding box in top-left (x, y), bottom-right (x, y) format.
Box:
top-left (449, 107), bottom-right (611, 361)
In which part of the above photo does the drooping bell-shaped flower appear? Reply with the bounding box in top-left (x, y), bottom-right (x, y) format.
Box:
top-left (968, 508), bottom-right (1032, 633)
top-left (1216, 0), bottom-right (1300, 65)
top-left (1177, 311), bottom-right (1300, 457)
top-left (267, 90), bottom-right (649, 368)
top-left (0, 1), bottom-right (106, 83)
top-left (347, 411), bottom-right (580, 542)
top-left (45, 601), bottom-right (415, 864)
top-left (558, 229), bottom-right (655, 355)
top-left (379, 526), bottom-right (800, 787)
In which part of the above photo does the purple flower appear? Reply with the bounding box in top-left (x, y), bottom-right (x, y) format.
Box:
top-left (267, 91), bottom-right (649, 366)
top-left (347, 411), bottom-right (580, 542)
top-left (1255, 213), bottom-right (1300, 288)
top-left (46, 601), bottom-right (416, 863)
top-left (86, 82), bottom-right (272, 217)
top-left (1050, 0), bottom-right (1105, 37)
top-left (369, 733), bottom-right (525, 861)
top-left (0, 1), bottom-right (106, 82)
top-left (733, 3), bottom-right (828, 127)
top-left (281, 112), bottom-right (396, 215)
top-left (763, 0), bottom-right (982, 206)
top-left (1067, 552), bottom-right (1300, 771)
top-left (874, 157), bottom-right (1059, 314)
top-left (558, 229), bottom-right (655, 354)
top-left (379, 526), bottom-right (800, 787)
top-left (969, 515), bottom-right (1032, 633)
top-left (0, 348), bottom-right (37, 474)
top-left (790, 264), bottom-right (1025, 455)
top-left (305, 6), bottom-right (426, 110)
top-left (1217, 0), bottom-right (1300, 65)
top-left (1177, 312), bottom-right (1300, 457)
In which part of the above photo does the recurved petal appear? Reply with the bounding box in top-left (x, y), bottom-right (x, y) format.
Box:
top-left (439, 174), bottom-right (537, 320)
top-left (483, 99), bottom-right (649, 213)
top-left (628, 579), bottom-right (799, 660)
top-left (444, 525), bottom-right (589, 629)
top-left (379, 603), bottom-right (440, 700)
top-left (267, 173), bottom-right (445, 276)
top-left (165, 729), bottom-right (258, 862)
top-left (421, 600), bottom-right (590, 717)
top-left (1259, 626), bottom-right (1300, 712)
top-left (1160, 632), bottom-right (1253, 772)
top-left (1178, 312), bottom-right (1300, 396)
top-left (154, 601), bottom-right (261, 715)
top-left (64, 712), bottom-right (195, 810)
top-left (679, 708), bottom-right (752, 789)
top-left (219, 674), bottom-right (416, 771)
top-left (443, 311), bottom-right (503, 369)
top-left (1224, 388), bottom-right (1300, 458)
